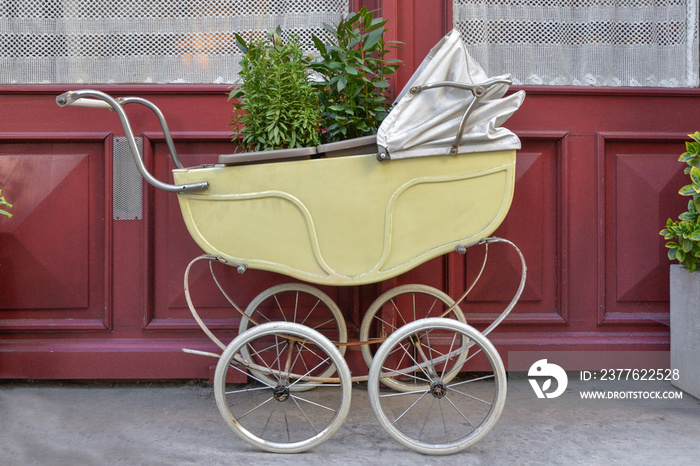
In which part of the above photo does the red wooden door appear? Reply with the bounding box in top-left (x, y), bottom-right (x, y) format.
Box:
top-left (1, 1), bottom-right (691, 379)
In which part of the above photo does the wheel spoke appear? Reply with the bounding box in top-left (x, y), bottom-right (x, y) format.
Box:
top-left (273, 295), bottom-right (287, 321)
top-left (237, 393), bottom-right (276, 422)
top-left (448, 373), bottom-right (495, 387)
top-left (425, 297), bottom-right (439, 318)
top-left (417, 396), bottom-right (436, 440)
top-left (291, 395), bottom-right (319, 435)
top-left (389, 298), bottom-right (409, 327)
top-left (379, 387), bottom-right (432, 398)
top-left (293, 291), bottom-right (299, 323)
top-left (392, 390), bottom-right (430, 424)
top-left (399, 335), bottom-right (434, 382)
top-left (438, 398), bottom-right (449, 443)
top-left (444, 395), bottom-right (476, 429)
top-left (291, 393), bottom-right (338, 413)
top-left (440, 331), bottom-right (459, 379)
top-left (299, 298), bottom-right (322, 327)
top-left (225, 384), bottom-right (274, 395)
top-left (373, 315), bottom-right (398, 333)
top-left (288, 356), bottom-right (333, 389)
top-left (448, 386), bottom-right (494, 406)
top-left (311, 317), bottom-right (337, 333)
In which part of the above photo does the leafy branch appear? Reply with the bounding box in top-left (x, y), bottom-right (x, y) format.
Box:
top-left (229, 28), bottom-right (322, 151)
top-left (660, 131), bottom-right (700, 271)
top-left (309, 7), bottom-right (402, 142)
top-left (0, 188), bottom-right (12, 219)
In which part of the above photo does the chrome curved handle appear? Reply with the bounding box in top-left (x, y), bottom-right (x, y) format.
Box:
top-left (56, 90), bottom-right (208, 193)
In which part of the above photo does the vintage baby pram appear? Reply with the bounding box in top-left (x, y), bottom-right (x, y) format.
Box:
top-left (56, 30), bottom-right (527, 456)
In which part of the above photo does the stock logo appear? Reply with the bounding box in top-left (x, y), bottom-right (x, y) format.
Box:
top-left (528, 359), bottom-right (568, 399)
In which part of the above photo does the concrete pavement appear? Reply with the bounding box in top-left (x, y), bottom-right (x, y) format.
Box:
top-left (1, 376), bottom-right (699, 465)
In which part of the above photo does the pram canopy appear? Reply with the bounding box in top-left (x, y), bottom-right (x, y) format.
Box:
top-left (377, 29), bottom-right (525, 160)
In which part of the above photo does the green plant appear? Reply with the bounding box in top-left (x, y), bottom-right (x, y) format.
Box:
top-left (229, 28), bottom-right (322, 151)
top-left (0, 188), bottom-right (12, 218)
top-left (310, 7), bottom-right (401, 143)
top-left (660, 131), bottom-right (700, 272)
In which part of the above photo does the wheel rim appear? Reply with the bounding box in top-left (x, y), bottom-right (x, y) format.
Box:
top-left (214, 322), bottom-right (352, 453)
top-left (360, 285), bottom-right (467, 391)
top-left (239, 284), bottom-right (347, 390)
top-left (368, 318), bottom-right (506, 455)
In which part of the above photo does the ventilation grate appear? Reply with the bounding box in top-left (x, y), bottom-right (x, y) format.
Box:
top-left (113, 136), bottom-right (143, 221)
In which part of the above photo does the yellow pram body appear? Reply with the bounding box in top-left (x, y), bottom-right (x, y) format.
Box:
top-left (173, 149), bottom-right (515, 285)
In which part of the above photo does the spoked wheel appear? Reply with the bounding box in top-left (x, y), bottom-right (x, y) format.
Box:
top-left (214, 322), bottom-right (352, 453)
top-left (359, 285), bottom-right (467, 391)
top-left (239, 283), bottom-right (347, 391)
top-left (367, 318), bottom-right (506, 455)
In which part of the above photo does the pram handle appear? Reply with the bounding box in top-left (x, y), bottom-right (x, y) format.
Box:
top-left (56, 90), bottom-right (208, 193)
top-left (409, 76), bottom-right (513, 155)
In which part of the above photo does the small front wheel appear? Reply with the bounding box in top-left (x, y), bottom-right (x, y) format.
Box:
top-left (214, 322), bottom-right (352, 453)
top-left (368, 318), bottom-right (506, 455)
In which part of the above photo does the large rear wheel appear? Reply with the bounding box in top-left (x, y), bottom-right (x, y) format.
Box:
top-left (368, 318), bottom-right (506, 455)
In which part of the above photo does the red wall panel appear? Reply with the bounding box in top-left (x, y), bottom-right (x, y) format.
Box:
top-left (0, 1), bottom-right (695, 378)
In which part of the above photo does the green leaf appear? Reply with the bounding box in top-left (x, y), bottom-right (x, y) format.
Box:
top-left (691, 166), bottom-right (700, 185)
top-left (234, 33), bottom-right (248, 54)
top-left (367, 17), bottom-right (389, 31)
top-left (363, 28), bottom-right (384, 50)
top-left (328, 61), bottom-right (344, 71)
top-left (683, 239), bottom-right (694, 252)
top-left (679, 151), bottom-right (694, 163)
top-left (679, 184), bottom-right (697, 196)
top-left (688, 141), bottom-right (700, 155)
top-left (344, 12), bottom-right (360, 26)
top-left (322, 22), bottom-right (337, 36)
top-left (337, 75), bottom-right (347, 92)
top-left (312, 35), bottom-right (327, 54)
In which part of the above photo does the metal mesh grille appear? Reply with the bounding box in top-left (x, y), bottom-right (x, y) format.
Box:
top-left (113, 136), bottom-right (143, 221)
top-left (1, 0), bottom-right (349, 84)
top-left (454, 0), bottom-right (699, 87)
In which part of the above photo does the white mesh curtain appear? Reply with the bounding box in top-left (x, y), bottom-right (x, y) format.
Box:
top-left (0, 0), bottom-right (349, 84)
top-left (453, 0), bottom-right (699, 87)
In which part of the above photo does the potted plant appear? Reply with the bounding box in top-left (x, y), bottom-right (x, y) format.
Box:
top-left (310, 7), bottom-right (401, 157)
top-left (659, 131), bottom-right (700, 399)
top-left (223, 10), bottom-right (401, 165)
top-left (224, 27), bottom-right (323, 165)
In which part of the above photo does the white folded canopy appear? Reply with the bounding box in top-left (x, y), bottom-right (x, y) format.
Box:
top-left (377, 30), bottom-right (525, 160)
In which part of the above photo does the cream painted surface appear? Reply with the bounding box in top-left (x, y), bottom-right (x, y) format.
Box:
top-left (173, 150), bottom-right (515, 285)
